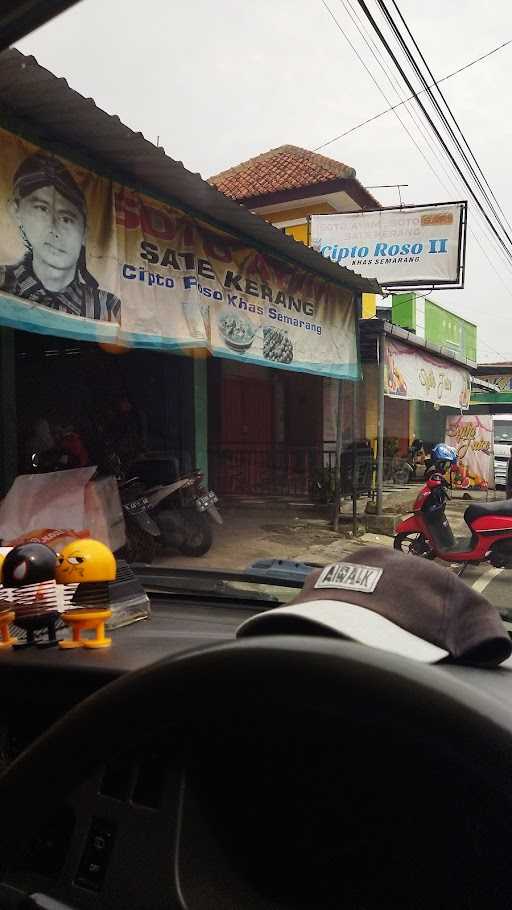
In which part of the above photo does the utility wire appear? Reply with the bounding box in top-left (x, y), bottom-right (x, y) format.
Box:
top-left (354, 0), bottom-right (512, 267)
top-left (372, 0), bottom-right (512, 282)
top-left (375, 0), bottom-right (512, 265)
top-left (315, 38), bottom-right (512, 152)
top-left (373, 0), bottom-right (512, 258)
top-left (345, 0), bottom-right (512, 283)
top-left (389, 0), bottom-right (512, 235)
top-left (320, 0), bottom-right (512, 341)
top-left (319, 0), bottom-right (472, 220)
top-left (325, 0), bottom-right (512, 284)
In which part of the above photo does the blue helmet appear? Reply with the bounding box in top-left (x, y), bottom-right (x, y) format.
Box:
top-left (431, 443), bottom-right (457, 465)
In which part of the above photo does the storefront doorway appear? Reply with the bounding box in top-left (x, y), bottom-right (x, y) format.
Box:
top-left (14, 331), bottom-right (195, 478)
top-left (208, 360), bottom-right (325, 498)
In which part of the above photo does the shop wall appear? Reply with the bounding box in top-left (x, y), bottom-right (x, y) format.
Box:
top-left (263, 202), bottom-right (337, 246)
top-left (263, 201), bottom-right (335, 226)
top-left (362, 294), bottom-right (377, 319)
top-left (424, 300), bottom-right (477, 362)
top-left (391, 294), bottom-right (477, 362)
top-left (412, 400), bottom-right (457, 453)
top-left (361, 361), bottom-right (409, 453)
top-left (362, 362), bottom-right (378, 445)
top-left (285, 372), bottom-right (323, 445)
top-left (384, 397), bottom-right (409, 452)
top-left (209, 359), bottom-right (324, 449)
top-left (323, 378), bottom-right (363, 446)
top-left (392, 293), bottom-right (416, 332)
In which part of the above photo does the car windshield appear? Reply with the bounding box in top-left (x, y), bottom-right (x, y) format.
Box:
top-left (6, 7), bottom-right (512, 910)
top-left (0, 0), bottom-right (508, 626)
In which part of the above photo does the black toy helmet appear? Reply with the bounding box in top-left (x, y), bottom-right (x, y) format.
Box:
top-left (1, 543), bottom-right (57, 587)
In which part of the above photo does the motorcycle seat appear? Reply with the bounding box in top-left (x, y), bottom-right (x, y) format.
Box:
top-left (465, 498), bottom-right (512, 524)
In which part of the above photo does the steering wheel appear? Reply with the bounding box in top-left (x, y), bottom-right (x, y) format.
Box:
top-left (2, 637), bottom-right (512, 910)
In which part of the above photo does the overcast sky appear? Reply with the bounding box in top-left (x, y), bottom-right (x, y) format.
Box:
top-left (16, 0), bottom-right (512, 363)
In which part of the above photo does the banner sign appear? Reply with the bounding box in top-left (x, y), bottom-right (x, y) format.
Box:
top-left (478, 374), bottom-right (512, 393)
top-left (310, 203), bottom-right (466, 288)
top-left (445, 414), bottom-right (494, 490)
top-left (0, 128), bottom-right (359, 380)
top-left (384, 338), bottom-right (471, 409)
top-left (471, 374), bottom-right (512, 404)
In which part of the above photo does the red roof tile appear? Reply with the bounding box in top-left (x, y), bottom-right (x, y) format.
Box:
top-left (208, 144), bottom-right (361, 201)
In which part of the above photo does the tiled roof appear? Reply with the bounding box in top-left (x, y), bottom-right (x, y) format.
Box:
top-left (208, 145), bottom-right (360, 200)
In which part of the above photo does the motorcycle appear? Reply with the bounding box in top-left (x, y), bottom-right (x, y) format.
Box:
top-left (117, 476), bottom-right (160, 564)
top-left (130, 455), bottom-right (222, 557)
top-left (394, 465), bottom-right (512, 571)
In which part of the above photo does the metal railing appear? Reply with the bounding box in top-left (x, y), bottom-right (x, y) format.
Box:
top-left (209, 446), bottom-right (412, 498)
top-left (209, 445), bottom-right (338, 498)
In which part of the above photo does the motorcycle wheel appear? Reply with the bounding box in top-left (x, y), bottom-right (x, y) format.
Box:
top-left (394, 531), bottom-right (434, 558)
top-left (123, 523), bottom-right (156, 564)
top-left (179, 512), bottom-right (213, 557)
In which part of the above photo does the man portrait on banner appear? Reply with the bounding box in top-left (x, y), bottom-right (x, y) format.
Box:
top-left (0, 152), bottom-right (121, 323)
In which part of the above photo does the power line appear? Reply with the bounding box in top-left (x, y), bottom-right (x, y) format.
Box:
top-left (319, 0), bottom-right (512, 329)
top-left (326, 0), bottom-right (512, 283)
top-left (374, 0), bottom-right (512, 255)
top-left (354, 0), bottom-right (512, 267)
top-left (375, 0), bottom-right (512, 268)
top-left (376, 0), bottom-right (512, 261)
top-left (389, 0), bottom-right (512, 235)
top-left (314, 38), bottom-right (512, 152)
top-left (372, 0), bottom-right (512, 280)
top-left (319, 0), bottom-right (474, 217)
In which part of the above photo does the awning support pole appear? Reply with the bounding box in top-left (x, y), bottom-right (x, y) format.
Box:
top-left (332, 379), bottom-right (343, 531)
top-left (376, 331), bottom-right (385, 516)
top-left (352, 379), bottom-right (358, 537)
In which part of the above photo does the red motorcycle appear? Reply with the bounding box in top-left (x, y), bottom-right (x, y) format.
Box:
top-left (394, 467), bottom-right (512, 571)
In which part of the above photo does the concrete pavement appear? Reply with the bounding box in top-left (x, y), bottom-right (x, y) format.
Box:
top-left (154, 489), bottom-right (512, 617)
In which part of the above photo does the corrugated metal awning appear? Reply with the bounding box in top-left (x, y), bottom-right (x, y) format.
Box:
top-left (0, 48), bottom-right (380, 296)
top-left (359, 318), bottom-right (477, 371)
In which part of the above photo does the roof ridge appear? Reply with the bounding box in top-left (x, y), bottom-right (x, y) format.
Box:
top-left (208, 144), bottom-right (356, 185)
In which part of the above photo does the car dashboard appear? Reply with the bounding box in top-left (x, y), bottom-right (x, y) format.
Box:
top-left (2, 592), bottom-right (512, 909)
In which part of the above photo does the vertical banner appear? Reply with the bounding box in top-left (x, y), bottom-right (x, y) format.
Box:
top-left (445, 414), bottom-right (494, 490)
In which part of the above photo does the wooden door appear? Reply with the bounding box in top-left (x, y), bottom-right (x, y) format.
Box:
top-left (219, 377), bottom-right (274, 493)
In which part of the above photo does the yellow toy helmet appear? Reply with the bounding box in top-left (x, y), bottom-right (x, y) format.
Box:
top-left (55, 539), bottom-right (116, 584)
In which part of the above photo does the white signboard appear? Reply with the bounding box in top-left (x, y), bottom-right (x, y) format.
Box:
top-left (445, 414), bottom-right (494, 491)
top-left (384, 338), bottom-right (471, 410)
top-left (311, 203), bottom-right (465, 288)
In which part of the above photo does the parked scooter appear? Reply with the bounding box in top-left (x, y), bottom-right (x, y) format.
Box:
top-left (394, 443), bottom-right (512, 571)
top-left (101, 453), bottom-right (161, 564)
top-left (130, 455), bottom-right (222, 557)
top-left (117, 476), bottom-right (160, 564)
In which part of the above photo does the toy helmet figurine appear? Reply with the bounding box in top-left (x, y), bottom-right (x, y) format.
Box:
top-left (55, 539), bottom-right (116, 585)
top-left (1, 543), bottom-right (57, 587)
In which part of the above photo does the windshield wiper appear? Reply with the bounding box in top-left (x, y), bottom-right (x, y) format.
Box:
top-left (133, 560), bottom-right (319, 608)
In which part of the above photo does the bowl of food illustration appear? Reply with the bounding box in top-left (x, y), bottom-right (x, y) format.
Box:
top-left (218, 309), bottom-right (256, 351)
